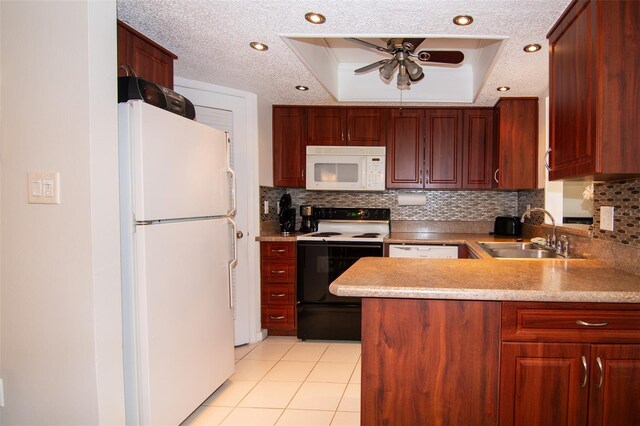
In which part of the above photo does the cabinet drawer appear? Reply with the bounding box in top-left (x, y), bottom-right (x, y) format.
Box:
top-left (502, 302), bottom-right (640, 343)
top-left (262, 284), bottom-right (295, 305)
top-left (261, 306), bottom-right (295, 329)
top-left (261, 261), bottom-right (295, 282)
top-left (261, 242), bottom-right (295, 259)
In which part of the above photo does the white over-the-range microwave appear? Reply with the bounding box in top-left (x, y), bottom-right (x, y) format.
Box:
top-left (305, 145), bottom-right (386, 191)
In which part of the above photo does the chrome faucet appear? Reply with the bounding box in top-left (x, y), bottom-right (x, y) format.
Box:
top-left (521, 207), bottom-right (557, 248)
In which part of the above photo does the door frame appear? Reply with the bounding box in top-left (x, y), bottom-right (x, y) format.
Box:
top-left (175, 77), bottom-right (262, 344)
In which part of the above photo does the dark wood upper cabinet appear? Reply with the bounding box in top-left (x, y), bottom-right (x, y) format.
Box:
top-left (272, 107), bottom-right (306, 188)
top-left (463, 109), bottom-right (494, 189)
top-left (547, 0), bottom-right (640, 180)
top-left (117, 20), bottom-right (177, 89)
top-left (307, 107), bottom-right (386, 146)
top-left (424, 109), bottom-right (463, 189)
top-left (494, 98), bottom-right (539, 190)
top-left (386, 109), bottom-right (425, 189)
top-left (345, 108), bottom-right (386, 146)
top-left (306, 107), bottom-right (345, 146)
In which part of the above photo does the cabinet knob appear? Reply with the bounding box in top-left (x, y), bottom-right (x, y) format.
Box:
top-left (272, 249), bottom-right (286, 253)
top-left (270, 315), bottom-right (285, 320)
top-left (271, 293), bottom-right (286, 297)
top-left (271, 270), bottom-right (286, 274)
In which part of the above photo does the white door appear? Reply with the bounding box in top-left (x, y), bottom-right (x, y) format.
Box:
top-left (134, 219), bottom-right (235, 425)
top-left (126, 101), bottom-right (231, 220)
top-left (195, 105), bottom-right (251, 346)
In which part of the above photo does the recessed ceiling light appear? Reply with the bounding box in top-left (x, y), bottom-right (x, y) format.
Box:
top-left (523, 43), bottom-right (542, 53)
top-left (453, 15), bottom-right (473, 26)
top-left (295, 85), bottom-right (309, 91)
top-left (305, 12), bottom-right (326, 24)
top-left (497, 86), bottom-right (511, 92)
top-left (249, 41), bottom-right (268, 51)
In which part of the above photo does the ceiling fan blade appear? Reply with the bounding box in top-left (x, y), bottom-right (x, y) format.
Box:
top-left (401, 38), bottom-right (426, 52)
top-left (346, 37), bottom-right (392, 53)
top-left (417, 50), bottom-right (464, 64)
top-left (354, 60), bottom-right (389, 74)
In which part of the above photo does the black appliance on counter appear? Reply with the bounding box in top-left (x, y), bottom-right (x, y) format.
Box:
top-left (299, 205), bottom-right (317, 233)
top-left (296, 208), bottom-right (390, 341)
top-left (493, 216), bottom-right (522, 236)
top-left (278, 194), bottom-right (296, 234)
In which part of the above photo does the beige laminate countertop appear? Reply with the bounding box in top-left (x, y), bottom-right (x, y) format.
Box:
top-left (330, 233), bottom-right (640, 303)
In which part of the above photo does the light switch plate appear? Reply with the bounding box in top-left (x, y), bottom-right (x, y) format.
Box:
top-left (27, 171), bottom-right (60, 204)
top-left (600, 206), bottom-right (614, 231)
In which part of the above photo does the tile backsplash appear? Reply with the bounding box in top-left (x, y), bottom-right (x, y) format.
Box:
top-left (592, 179), bottom-right (640, 248)
top-left (261, 186), bottom-right (519, 222)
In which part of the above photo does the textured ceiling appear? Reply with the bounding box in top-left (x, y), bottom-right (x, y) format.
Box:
top-left (117, 0), bottom-right (572, 107)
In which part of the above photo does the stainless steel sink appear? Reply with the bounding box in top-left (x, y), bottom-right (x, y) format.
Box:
top-left (477, 242), bottom-right (582, 259)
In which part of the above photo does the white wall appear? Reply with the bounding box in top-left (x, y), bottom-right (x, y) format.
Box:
top-left (0, 1), bottom-right (124, 424)
top-left (257, 96), bottom-right (273, 187)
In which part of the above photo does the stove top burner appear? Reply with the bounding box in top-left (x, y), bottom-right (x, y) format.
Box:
top-left (352, 233), bottom-right (380, 238)
top-left (309, 232), bottom-right (342, 237)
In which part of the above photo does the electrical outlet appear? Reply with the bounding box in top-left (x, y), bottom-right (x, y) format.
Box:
top-left (600, 206), bottom-right (614, 231)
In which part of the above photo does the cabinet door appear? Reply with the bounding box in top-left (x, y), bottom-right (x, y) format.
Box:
top-left (386, 109), bottom-right (424, 189)
top-left (588, 344), bottom-right (640, 426)
top-left (548, 0), bottom-right (596, 179)
top-left (346, 108), bottom-right (386, 146)
top-left (495, 98), bottom-right (539, 189)
top-left (463, 109), bottom-right (494, 189)
top-left (307, 108), bottom-right (345, 146)
top-left (272, 107), bottom-right (306, 187)
top-left (424, 109), bottom-right (463, 189)
top-left (499, 342), bottom-right (590, 426)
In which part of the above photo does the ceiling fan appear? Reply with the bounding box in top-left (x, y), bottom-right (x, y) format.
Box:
top-left (347, 38), bottom-right (464, 90)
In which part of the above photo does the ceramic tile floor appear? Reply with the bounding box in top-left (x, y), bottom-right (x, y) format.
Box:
top-left (182, 336), bottom-right (361, 426)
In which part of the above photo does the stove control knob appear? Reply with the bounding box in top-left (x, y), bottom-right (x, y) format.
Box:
top-left (363, 211), bottom-right (370, 218)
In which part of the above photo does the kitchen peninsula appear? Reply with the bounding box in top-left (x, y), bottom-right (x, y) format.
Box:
top-left (330, 240), bottom-right (640, 425)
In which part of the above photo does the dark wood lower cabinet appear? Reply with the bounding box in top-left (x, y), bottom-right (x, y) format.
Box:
top-left (361, 298), bottom-right (500, 425)
top-left (587, 344), bottom-right (640, 426)
top-left (499, 343), bottom-right (590, 426)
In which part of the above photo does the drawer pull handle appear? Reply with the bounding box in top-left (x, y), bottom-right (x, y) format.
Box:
top-left (271, 270), bottom-right (286, 274)
top-left (271, 293), bottom-right (286, 297)
top-left (272, 249), bottom-right (286, 253)
top-left (270, 315), bottom-right (285, 320)
top-left (576, 320), bottom-right (608, 327)
top-left (596, 356), bottom-right (604, 389)
top-left (581, 355), bottom-right (588, 388)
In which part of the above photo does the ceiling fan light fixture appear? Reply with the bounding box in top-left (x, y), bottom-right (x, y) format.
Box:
top-left (404, 59), bottom-right (423, 79)
top-left (397, 65), bottom-right (411, 89)
top-left (453, 15), bottom-right (473, 26)
top-left (249, 41), bottom-right (268, 51)
top-left (295, 85), bottom-right (309, 91)
top-left (523, 43), bottom-right (542, 53)
top-left (379, 59), bottom-right (399, 80)
top-left (305, 12), bottom-right (326, 24)
top-left (497, 86), bottom-right (511, 92)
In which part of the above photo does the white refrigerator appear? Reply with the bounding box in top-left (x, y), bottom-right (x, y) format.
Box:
top-left (119, 100), bottom-right (236, 425)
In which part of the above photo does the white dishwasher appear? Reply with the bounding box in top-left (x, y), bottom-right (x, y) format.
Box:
top-left (388, 244), bottom-right (459, 259)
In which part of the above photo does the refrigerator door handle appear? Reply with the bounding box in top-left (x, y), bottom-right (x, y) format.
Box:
top-left (226, 133), bottom-right (237, 217)
top-left (226, 216), bottom-right (238, 309)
